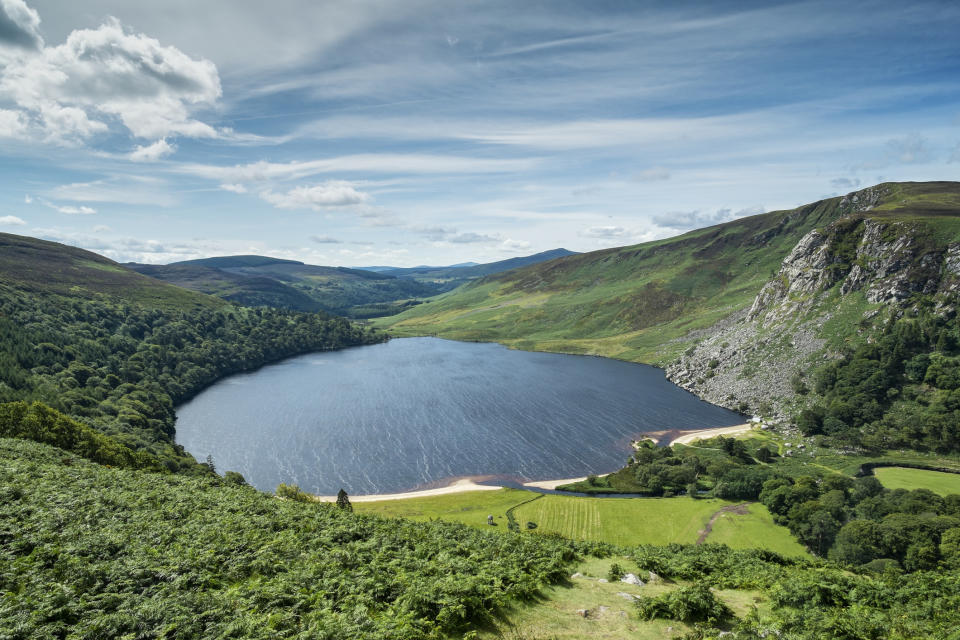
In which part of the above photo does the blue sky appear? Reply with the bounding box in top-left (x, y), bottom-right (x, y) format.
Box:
top-left (0, 0), bottom-right (958, 266)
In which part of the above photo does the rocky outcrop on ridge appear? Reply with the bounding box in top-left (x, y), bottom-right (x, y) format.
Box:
top-left (667, 186), bottom-right (960, 422)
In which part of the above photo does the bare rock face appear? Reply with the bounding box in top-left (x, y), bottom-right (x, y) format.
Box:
top-left (668, 200), bottom-right (960, 420)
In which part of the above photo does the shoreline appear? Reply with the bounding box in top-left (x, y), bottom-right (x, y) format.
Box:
top-left (670, 423), bottom-right (755, 446)
top-left (312, 478), bottom-right (503, 502)
top-left (309, 423), bottom-right (757, 503)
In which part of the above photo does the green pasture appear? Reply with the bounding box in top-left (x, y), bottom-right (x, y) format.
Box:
top-left (873, 467), bottom-right (960, 496)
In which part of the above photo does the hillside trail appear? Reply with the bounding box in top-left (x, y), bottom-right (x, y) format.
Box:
top-left (697, 502), bottom-right (752, 544)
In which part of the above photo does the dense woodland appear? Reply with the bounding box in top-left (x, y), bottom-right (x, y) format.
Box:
top-left (796, 309), bottom-right (960, 453)
top-left (0, 283), bottom-right (382, 470)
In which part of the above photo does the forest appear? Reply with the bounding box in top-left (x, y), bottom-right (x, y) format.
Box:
top-left (0, 282), bottom-right (382, 471)
top-left (795, 308), bottom-right (960, 453)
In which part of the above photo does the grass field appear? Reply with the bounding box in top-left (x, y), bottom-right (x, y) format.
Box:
top-left (512, 495), bottom-right (724, 546)
top-left (706, 503), bottom-right (809, 557)
top-left (873, 467), bottom-right (960, 496)
top-left (357, 489), bottom-right (807, 558)
top-left (475, 555), bottom-right (770, 639)
top-left (353, 488), bottom-right (530, 528)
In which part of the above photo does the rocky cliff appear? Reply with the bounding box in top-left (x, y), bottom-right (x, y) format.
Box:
top-left (667, 185), bottom-right (960, 422)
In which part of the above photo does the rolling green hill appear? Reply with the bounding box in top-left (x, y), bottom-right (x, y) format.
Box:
top-left (128, 256), bottom-right (438, 316)
top-left (128, 249), bottom-right (579, 317)
top-left (127, 262), bottom-right (327, 312)
top-left (378, 182), bottom-right (960, 421)
top-left (375, 248), bottom-right (579, 284)
top-left (0, 232), bottom-right (220, 309)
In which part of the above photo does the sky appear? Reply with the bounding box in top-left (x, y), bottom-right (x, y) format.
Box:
top-left (0, 0), bottom-right (958, 267)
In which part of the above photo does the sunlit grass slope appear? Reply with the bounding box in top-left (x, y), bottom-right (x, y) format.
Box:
top-left (706, 502), bottom-right (809, 557)
top-left (377, 182), bottom-right (960, 365)
top-left (874, 467), bottom-right (960, 496)
top-left (357, 489), bottom-right (807, 557)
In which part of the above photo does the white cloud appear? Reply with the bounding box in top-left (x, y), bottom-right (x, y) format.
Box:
top-left (50, 203), bottom-right (96, 215)
top-left (830, 177), bottom-right (861, 191)
top-left (260, 181), bottom-right (370, 211)
top-left (23, 193), bottom-right (31, 203)
top-left (0, 214), bottom-right (25, 225)
top-left (412, 225), bottom-right (500, 244)
top-left (499, 238), bottom-right (531, 253)
top-left (581, 225), bottom-right (627, 238)
top-left (651, 206), bottom-right (763, 231)
top-left (0, 0), bottom-right (42, 52)
top-left (0, 9), bottom-right (221, 144)
top-left (93, 224), bottom-right (111, 233)
top-left (129, 139), bottom-right (176, 162)
top-left (219, 183), bottom-right (248, 194)
top-left (51, 177), bottom-right (177, 206)
top-left (0, 108), bottom-right (27, 138)
top-left (177, 154), bottom-right (539, 182)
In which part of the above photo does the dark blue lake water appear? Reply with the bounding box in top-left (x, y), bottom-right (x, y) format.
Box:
top-left (175, 337), bottom-right (742, 494)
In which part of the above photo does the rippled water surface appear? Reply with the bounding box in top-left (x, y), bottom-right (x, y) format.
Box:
top-left (175, 337), bottom-right (743, 493)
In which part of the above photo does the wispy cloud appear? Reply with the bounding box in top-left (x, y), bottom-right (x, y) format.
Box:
top-left (0, 215), bottom-right (26, 225)
top-left (260, 181), bottom-right (370, 211)
top-left (130, 139), bottom-right (176, 162)
top-left (652, 206), bottom-right (763, 231)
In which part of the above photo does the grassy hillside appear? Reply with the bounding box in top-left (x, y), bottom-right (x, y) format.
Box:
top-left (128, 262), bottom-right (325, 312)
top-left (0, 232), bottom-right (219, 310)
top-left (377, 248), bottom-right (579, 285)
top-left (378, 182), bottom-right (960, 365)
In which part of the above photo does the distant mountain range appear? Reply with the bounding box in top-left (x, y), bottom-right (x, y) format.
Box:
top-left (126, 248), bottom-right (578, 317)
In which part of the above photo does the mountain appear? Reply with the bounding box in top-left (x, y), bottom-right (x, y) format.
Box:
top-left (375, 248), bottom-right (579, 285)
top-left (128, 248), bottom-right (578, 317)
top-left (127, 262), bottom-right (324, 312)
top-left (379, 182), bottom-right (960, 421)
top-left (0, 232), bottom-right (220, 310)
top-left (127, 256), bottom-right (439, 317)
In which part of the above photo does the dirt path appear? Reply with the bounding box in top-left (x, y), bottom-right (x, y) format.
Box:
top-left (696, 502), bottom-right (751, 544)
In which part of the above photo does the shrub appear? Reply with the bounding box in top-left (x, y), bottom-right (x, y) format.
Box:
top-left (636, 582), bottom-right (732, 624)
top-left (608, 562), bottom-right (625, 582)
top-left (275, 483), bottom-right (311, 502)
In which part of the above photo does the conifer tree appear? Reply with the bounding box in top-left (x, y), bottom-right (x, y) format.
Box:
top-left (335, 488), bottom-right (352, 512)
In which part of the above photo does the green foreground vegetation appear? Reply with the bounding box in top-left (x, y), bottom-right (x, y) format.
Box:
top-left (5, 437), bottom-right (960, 639)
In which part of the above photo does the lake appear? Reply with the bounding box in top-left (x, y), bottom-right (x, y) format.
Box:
top-left (175, 337), bottom-right (743, 494)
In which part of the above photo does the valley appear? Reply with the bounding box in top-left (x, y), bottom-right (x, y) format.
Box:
top-left (2, 182), bottom-right (960, 638)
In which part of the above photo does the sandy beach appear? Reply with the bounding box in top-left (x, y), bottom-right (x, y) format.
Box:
top-left (312, 478), bottom-right (503, 502)
top-left (310, 424), bottom-right (755, 502)
top-left (670, 423), bottom-right (754, 446)
top-left (522, 476), bottom-right (588, 490)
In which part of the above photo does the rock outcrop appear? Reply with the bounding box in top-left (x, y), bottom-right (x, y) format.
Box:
top-left (667, 186), bottom-right (960, 421)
